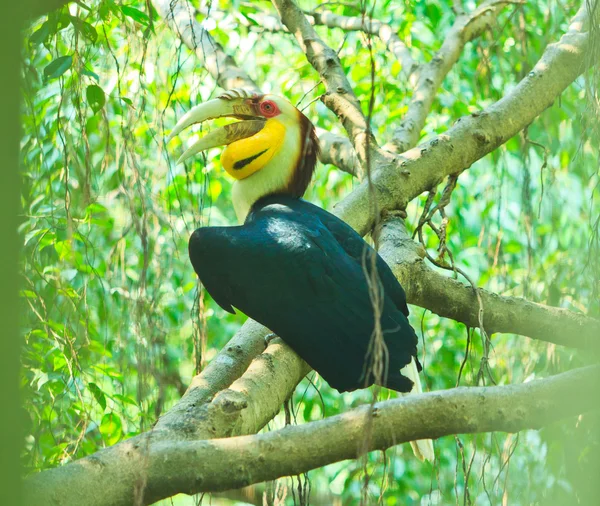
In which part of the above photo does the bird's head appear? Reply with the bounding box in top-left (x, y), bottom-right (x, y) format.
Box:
top-left (167, 89), bottom-right (319, 221)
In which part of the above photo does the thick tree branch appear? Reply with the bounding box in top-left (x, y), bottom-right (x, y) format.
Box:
top-left (24, 366), bottom-right (600, 505)
top-left (154, 320), bottom-right (270, 436)
top-left (386, 0), bottom-right (525, 154)
top-left (334, 3), bottom-right (598, 236)
top-left (157, 325), bottom-right (306, 441)
top-left (188, 338), bottom-right (309, 439)
top-left (377, 217), bottom-right (600, 350)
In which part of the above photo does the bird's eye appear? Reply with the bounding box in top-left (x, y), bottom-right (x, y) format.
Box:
top-left (259, 100), bottom-right (279, 117)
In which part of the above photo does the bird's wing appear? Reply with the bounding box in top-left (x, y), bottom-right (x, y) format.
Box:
top-left (293, 200), bottom-right (410, 316)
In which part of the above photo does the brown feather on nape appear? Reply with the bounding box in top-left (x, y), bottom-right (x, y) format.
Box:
top-left (287, 112), bottom-right (319, 197)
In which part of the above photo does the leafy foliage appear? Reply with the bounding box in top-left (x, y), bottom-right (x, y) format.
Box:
top-left (20, 0), bottom-right (598, 504)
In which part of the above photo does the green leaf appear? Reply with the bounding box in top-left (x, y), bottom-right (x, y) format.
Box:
top-left (38, 231), bottom-right (57, 251)
top-left (88, 340), bottom-right (112, 357)
top-left (70, 17), bottom-right (98, 44)
top-left (112, 394), bottom-right (138, 407)
top-left (23, 228), bottom-right (49, 246)
top-left (81, 67), bottom-right (99, 82)
top-left (99, 413), bottom-right (122, 445)
top-left (43, 55), bottom-right (73, 81)
top-left (99, 0), bottom-right (117, 20)
top-left (47, 11), bottom-right (72, 33)
top-left (53, 354), bottom-right (67, 372)
top-left (30, 22), bottom-right (51, 45)
top-left (88, 383), bottom-right (107, 411)
top-left (120, 96), bottom-right (133, 106)
top-left (86, 84), bottom-right (106, 114)
top-left (53, 240), bottom-right (71, 259)
top-left (120, 5), bottom-right (150, 26)
top-left (91, 365), bottom-right (123, 381)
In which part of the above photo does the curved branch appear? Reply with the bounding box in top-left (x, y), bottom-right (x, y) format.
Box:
top-left (377, 217), bottom-right (600, 350)
top-left (334, 2), bottom-right (598, 236)
top-left (386, 0), bottom-right (525, 153)
top-left (24, 366), bottom-right (600, 505)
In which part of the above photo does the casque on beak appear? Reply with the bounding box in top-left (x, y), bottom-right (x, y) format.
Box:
top-left (166, 94), bottom-right (266, 165)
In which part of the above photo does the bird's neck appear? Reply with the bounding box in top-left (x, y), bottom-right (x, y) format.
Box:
top-left (230, 112), bottom-right (319, 223)
top-left (231, 149), bottom-right (296, 222)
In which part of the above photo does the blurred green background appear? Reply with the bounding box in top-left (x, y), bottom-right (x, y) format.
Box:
top-left (19, 0), bottom-right (599, 504)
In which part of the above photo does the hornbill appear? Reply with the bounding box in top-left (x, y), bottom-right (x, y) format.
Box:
top-left (167, 88), bottom-right (434, 461)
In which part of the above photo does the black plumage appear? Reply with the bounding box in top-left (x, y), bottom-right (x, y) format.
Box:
top-left (189, 195), bottom-right (420, 393)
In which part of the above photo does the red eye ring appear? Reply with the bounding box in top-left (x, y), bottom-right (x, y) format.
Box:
top-left (259, 100), bottom-right (279, 118)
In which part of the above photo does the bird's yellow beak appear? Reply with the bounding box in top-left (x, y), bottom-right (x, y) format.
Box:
top-left (166, 90), bottom-right (266, 166)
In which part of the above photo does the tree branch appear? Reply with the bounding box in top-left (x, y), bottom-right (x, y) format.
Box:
top-left (334, 2), bottom-right (598, 236)
top-left (154, 320), bottom-right (270, 437)
top-left (24, 366), bottom-right (600, 505)
top-left (386, 0), bottom-right (525, 154)
top-left (211, 2), bottom-right (416, 79)
top-left (188, 338), bottom-right (309, 439)
top-left (315, 127), bottom-right (360, 176)
top-left (307, 9), bottom-right (417, 80)
top-left (271, 0), bottom-right (378, 167)
top-left (377, 217), bottom-right (600, 350)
